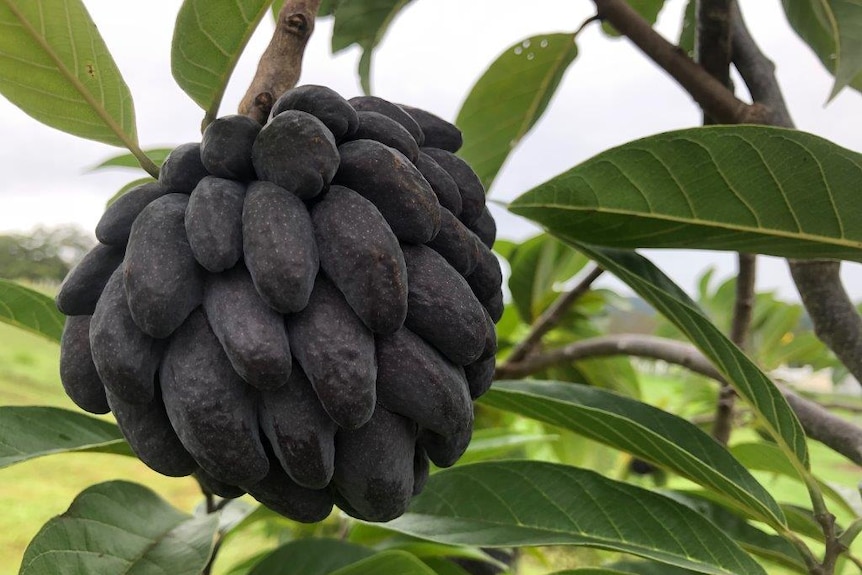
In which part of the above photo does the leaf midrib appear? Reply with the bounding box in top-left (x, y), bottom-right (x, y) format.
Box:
top-left (512, 201), bottom-right (862, 248)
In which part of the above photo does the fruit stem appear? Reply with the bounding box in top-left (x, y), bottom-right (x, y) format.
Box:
top-left (238, 0), bottom-right (322, 123)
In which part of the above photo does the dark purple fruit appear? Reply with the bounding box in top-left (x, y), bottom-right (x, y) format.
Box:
top-left (96, 181), bottom-right (168, 246)
top-left (59, 316), bottom-right (109, 414)
top-left (399, 105), bottom-right (462, 152)
top-left (270, 85), bottom-right (358, 141)
top-left (55, 243), bottom-right (125, 316)
top-left (201, 114), bottom-right (260, 180)
top-left (349, 96), bottom-right (424, 145)
top-left (186, 177), bottom-right (246, 273)
top-left (252, 110), bottom-right (339, 200)
top-left (159, 143), bottom-right (209, 194)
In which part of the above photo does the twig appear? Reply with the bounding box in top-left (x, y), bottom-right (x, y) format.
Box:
top-left (591, 0), bottom-right (770, 124)
top-left (496, 333), bottom-right (862, 467)
top-left (504, 266), bottom-right (604, 364)
top-left (729, 3), bottom-right (862, 390)
top-left (238, 0), bottom-right (322, 123)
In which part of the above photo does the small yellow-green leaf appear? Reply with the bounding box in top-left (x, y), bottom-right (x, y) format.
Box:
top-left (0, 0), bottom-right (138, 147)
top-left (456, 33), bottom-right (578, 190)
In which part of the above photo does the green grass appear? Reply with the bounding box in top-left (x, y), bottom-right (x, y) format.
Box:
top-left (0, 322), bottom-right (272, 575)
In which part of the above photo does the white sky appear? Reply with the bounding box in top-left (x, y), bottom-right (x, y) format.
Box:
top-left (0, 0), bottom-right (860, 300)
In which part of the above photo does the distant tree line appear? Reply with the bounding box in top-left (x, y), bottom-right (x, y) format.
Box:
top-left (0, 226), bottom-right (93, 283)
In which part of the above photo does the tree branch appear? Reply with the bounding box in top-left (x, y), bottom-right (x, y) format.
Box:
top-left (592, 0), bottom-right (770, 124)
top-left (238, 0), bottom-right (322, 124)
top-left (789, 261), bottom-right (862, 385)
top-left (497, 333), bottom-right (862, 467)
top-left (504, 266), bottom-right (604, 364)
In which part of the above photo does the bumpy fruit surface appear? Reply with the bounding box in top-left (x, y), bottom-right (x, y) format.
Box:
top-left (56, 85), bottom-right (502, 523)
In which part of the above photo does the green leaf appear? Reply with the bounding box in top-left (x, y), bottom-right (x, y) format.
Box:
top-left (510, 126), bottom-right (862, 262)
top-left (0, 280), bottom-right (65, 342)
top-left (330, 551), bottom-right (437, 575)
top-left (508, 234), bottom-right (588, 322)
top-left (171, 0), bottom-right (273, 122)
top-left (456, 33), bottom-right (578, 190)
top-left (482, 380), bottom-right (785, 528)
top-left (331, 0), bottom-right (414, 94)
top-left (106, 177), bottom-right (157, 207)
top-left (666, 492), bottom-right (807, 573)
top-left (20, 481), bottom-right (218, 575)
top-left (458, 428), bottom-right (556, 465)
top-left (547, 570), bottom-right (631, 575)
top-left (677, 0), bottom-right (696, 57)
top-left (384, 461), bottom-right (767, 575)
top-left (605, 561), bottom-right (703, 575)
top-left (249, 538), bottom-right (374, 575)
top-left (839, 517), bottom-right (862, 548)
top-left (0, 406), bottom-right (131, 469)
top-left (421, 558), bottom-right (473, 575)
top-left (90, 148), bottom-right (173, 172)
top-left (0, 0), bottom-right (138, 147)
top-left (603, 1), bottom-right (667, 36)
top-left (731, 442), bottom-right (858, 516)
top-left (782, 0), bottom-right (862, 99)
top-left (562, 245), bottom-right (809, 469)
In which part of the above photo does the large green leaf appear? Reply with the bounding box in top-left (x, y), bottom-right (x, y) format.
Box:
top-left (563, 245), bottom-right (810, 469)
top-left (0, 406), bottom-right (130, 468)
top-left (782, 0), bottom-right (862, 98)
top-left (510, 126), bottom-right (862, 262)
top-left (666, 492), bottom-right (807, 573)
top-left (331, 0), bottom-right (414, 94)
top-left (385, 461), bottom-right (767, 575)
top-left (19, 481), bottom-right (218, 575)
top-left (330, 551), bottom-right (437, 575)
top-left (456, 33), bottom-right (578, 190)
top-left (249, 539), bottom-right (374, 575)
top-left (507, 233), bottom-right (588, 322)
top-left (171, 0), bottom-right (272, 122)
top-left (483, 380), bottom-right (785, 528)
top-left (0, 0), bottom-right (137, 147)
top-left (0, 280), bottom-right (65, 343)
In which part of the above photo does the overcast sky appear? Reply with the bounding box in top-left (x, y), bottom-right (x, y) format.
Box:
top-left (1, 0), bottom-right (860, 300)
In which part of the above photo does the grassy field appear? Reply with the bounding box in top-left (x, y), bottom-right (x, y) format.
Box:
top-left (1, 321), bottom-right (860, 574)
top-left (0, 323), bottom-right (273, 575)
